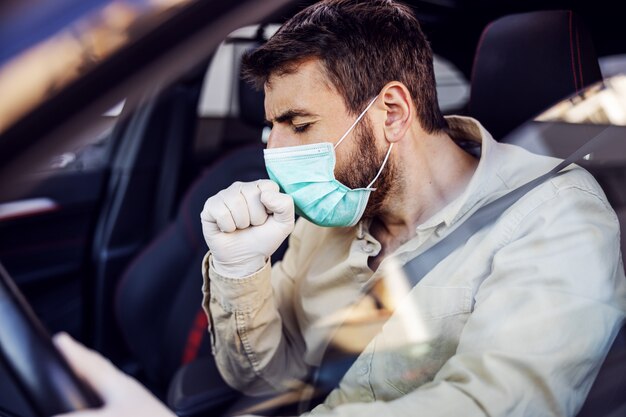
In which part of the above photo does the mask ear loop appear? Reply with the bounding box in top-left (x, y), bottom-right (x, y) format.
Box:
top-left (366, 142), bottom-right (394, 189)
top-left (334, 95), bottom-right (380, 149)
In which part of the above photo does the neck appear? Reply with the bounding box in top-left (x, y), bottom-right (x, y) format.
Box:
top-left (374, 125), bottom-right (478, 242)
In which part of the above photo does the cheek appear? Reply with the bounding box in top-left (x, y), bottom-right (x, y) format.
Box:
top-left (333, 138), bottom-right (360, 178)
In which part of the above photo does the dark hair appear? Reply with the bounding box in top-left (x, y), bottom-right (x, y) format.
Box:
top-left (242, 0), bottom-right (446, 133)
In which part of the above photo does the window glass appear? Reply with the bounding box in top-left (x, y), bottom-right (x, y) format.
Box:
top-left (0, 0), bottom-right (192, 134)
top-left (537, 75), bottom-right (626, 125)
top-left (600, 54), bottom-right (626, 79)
top-left (433, 54), bottom-right (470, 113)
top-left (197, 24), bottom-right (281, 119)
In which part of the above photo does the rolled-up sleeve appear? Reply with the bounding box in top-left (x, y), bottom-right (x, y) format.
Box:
top-left (202, 230), bottom-right (310, 396)
top-left (310, 183), bottom-right (626, 417)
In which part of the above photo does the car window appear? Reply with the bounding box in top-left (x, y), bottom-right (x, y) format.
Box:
top-left (433, 54), bottom-right (469, 113)
top-left (3, 3), bottom-right (626, 417)
top-left (0, 0), bottom-right (192, 135)
top-left (197, 24), bottom-right (281, 119)
top-left (600, 54), bottom-right (626, 79)
top-left (537, 74), bottom-right (626, 125)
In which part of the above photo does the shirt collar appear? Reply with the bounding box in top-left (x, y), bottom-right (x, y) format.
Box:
top-left (416, 115), bottom-right (507, 232)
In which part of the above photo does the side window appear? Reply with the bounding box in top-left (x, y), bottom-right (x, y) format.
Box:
top-left (197, 24), bottom-right (281, 120)
top-left (195, 24), bottom-right (281, 157)
top-left (433, 54), bottom-right (470, 113)
top-left (599, 54), bottom-right (626, 79)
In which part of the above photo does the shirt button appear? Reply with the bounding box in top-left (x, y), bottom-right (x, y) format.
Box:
top-left (435, 224), bottom-right (447, 237)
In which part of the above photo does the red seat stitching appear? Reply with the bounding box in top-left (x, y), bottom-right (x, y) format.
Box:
top-left (576, 23), bottom-right (584, 87)
top-left (181, 308), bottom-right (209, 364)
top-left (568, 11), bottom-right (579, 92)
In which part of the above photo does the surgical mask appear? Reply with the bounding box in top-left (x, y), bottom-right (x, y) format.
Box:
top-left (263, 96), bottom-right (393, 227)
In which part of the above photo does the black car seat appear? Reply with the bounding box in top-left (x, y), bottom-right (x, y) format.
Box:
top-left (469, 10), bottom-right (602, 140)
top-left (114, 42), bottom-right (270, 397)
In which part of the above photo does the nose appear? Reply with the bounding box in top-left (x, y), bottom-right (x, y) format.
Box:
top-left (266, 130), bottom-right (278, 149)
top-left (266, 128), bottom-right (292, 149)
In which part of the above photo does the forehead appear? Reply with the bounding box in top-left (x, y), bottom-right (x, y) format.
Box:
top-left (264, 59), bottom-right (346, 119)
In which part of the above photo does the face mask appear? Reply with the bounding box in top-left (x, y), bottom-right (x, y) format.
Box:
top-left (263, 96), bottom-right (393, 227)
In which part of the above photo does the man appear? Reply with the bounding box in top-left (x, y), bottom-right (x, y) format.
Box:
top-left (55, 1), bottom-right (626, 416)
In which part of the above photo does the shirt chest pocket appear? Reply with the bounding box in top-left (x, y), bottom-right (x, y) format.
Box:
top-left (371, 285), bottom-right (473, 399)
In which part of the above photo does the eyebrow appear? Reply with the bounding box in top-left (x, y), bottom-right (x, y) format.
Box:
top-left (265, 109), bottom-right (318, 126)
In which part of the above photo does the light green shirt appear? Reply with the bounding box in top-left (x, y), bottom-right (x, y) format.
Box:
top-left (202, 116), bottom-right (626, 417)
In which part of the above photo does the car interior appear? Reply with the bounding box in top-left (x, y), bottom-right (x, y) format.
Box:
top-left (1, 0), bottom-right (626, 416)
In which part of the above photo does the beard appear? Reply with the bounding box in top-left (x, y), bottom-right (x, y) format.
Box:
top-left (335, 117), bottom-right (398, 220)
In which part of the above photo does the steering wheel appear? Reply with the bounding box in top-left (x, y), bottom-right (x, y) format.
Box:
top-left (0, 262), bottom-right (102, 416)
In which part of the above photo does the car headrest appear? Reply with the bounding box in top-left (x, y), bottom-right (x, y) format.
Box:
top-left (238, 43), bottom-right (266, 128)
top-left (469, 10), bottom-right (602, 141)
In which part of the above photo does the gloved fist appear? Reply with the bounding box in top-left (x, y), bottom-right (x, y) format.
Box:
top-left (200, 180), bottom-right (294, 277)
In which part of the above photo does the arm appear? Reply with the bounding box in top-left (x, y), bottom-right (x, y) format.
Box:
top-left (203, 225), bottom-right (310, 396)
top-left (200, 180), bottom-right (310, 396)
top-left (311, 183), bottom-right (626, 417)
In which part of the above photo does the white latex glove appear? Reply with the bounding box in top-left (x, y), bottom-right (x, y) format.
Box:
top-left (51, 333), bottom-right (174, 417)
top-left (200, 179), bottom-right (295, 277)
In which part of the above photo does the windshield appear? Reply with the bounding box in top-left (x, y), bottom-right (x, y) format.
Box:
top-left (1, 2), bottom-right (626, 417)
top-left (0, 0), bottom-right (191, 133)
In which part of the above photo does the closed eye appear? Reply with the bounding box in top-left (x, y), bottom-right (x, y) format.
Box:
top-left (293, 123), bottom-right (312, 133)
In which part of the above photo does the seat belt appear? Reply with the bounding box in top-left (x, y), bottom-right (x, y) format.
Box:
top-left (403, 125), bottom-right (612, 286)
top-left (301, 125), bottom-right (614, 411)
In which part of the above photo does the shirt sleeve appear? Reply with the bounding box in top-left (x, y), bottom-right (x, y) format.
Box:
top-left (202, 224), bottom-right (310, 396)
top-left (309, 182), bottom-right (626, 417)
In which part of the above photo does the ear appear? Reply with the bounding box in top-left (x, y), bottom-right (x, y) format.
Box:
top-left (379, 82), bottom-right (414, 143)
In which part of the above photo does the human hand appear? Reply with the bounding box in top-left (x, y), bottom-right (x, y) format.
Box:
top-left (200, 180), bottom-right (294, 277)
top-left (51, 333), bottom-right (174, 417)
